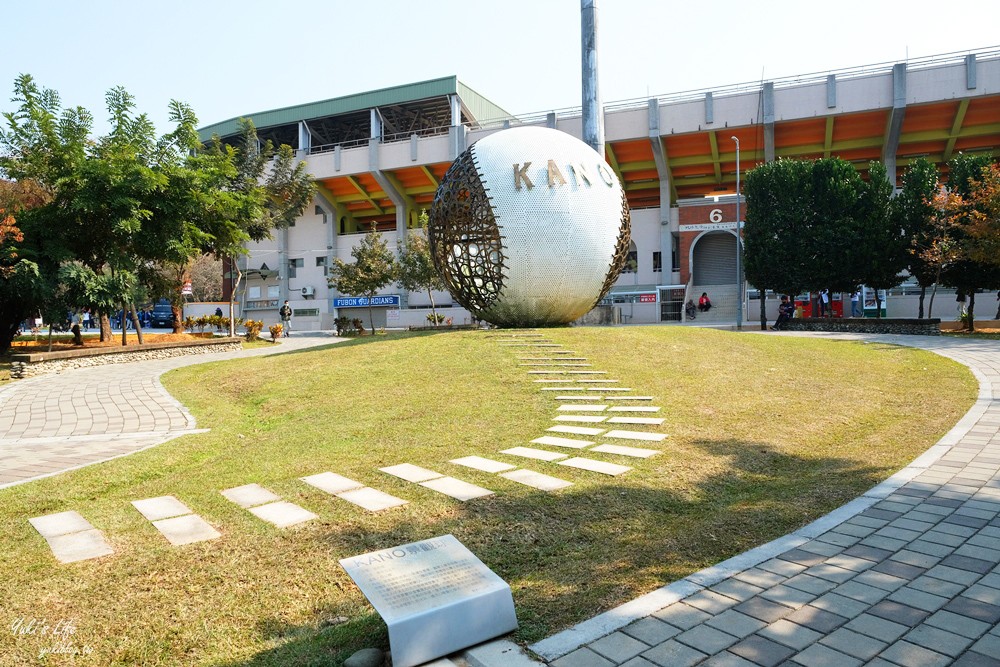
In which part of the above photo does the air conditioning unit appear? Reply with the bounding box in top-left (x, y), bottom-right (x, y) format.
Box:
top-left (301, 285), bottom-right (316, 297)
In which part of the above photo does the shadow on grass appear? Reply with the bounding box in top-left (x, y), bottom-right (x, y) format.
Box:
top-left (223, 437), bottom-right (890, 667)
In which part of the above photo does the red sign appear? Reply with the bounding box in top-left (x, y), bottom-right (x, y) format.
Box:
top-left (639, 294), bottom-right (657, 303)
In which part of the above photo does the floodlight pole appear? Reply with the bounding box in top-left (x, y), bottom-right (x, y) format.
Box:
top-left (732, 135), bottom-right (743, 331)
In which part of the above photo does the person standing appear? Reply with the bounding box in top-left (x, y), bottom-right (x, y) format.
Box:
top-left (818, 289), bottom-right (830, 317)
top-left (957, 291), bottom-right (967, 319)
top-left (995, 291), bottom-right (1000, 320)
top-left (279, 300), bottom-right (292, 337)
top-left (851, 290), bottom-right (861, 317)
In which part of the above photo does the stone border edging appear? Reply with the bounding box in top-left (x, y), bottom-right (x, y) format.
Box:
top-left (783, 318), bottom-right (941, 335)
top-left (529, 338), bottom-right (992, 661)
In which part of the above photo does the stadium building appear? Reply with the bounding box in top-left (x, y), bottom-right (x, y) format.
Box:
top-left (199, 47), bottom-right (1000, 328)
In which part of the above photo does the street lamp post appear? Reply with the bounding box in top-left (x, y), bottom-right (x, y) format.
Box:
top-left (731, 136), bottom-right (742, 331)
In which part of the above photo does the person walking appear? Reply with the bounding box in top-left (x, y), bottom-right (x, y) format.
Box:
top-left (279, 300), bottom-right (292, 337)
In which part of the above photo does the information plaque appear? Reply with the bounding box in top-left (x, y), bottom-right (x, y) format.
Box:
top-left (339, 534), bottom-right (518, 667)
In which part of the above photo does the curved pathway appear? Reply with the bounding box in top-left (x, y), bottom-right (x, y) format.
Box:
top-left (0, 335), bottom-right (341, 489)
top-left (535, 332), bottom-right (1000, 667)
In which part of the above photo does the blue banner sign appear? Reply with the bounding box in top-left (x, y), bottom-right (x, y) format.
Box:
top-left (334, 295), bottom-right (401, 308)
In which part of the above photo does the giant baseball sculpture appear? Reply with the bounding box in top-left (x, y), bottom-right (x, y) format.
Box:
top-left (428, 126), bottom-right (631, 327)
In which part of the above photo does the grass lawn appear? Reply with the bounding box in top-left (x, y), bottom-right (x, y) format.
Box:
top-left (0, 327), bottom-right (977, 666)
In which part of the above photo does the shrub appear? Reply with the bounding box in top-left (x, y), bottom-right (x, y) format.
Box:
top-left (335, 316), bottom-right (351, 337)
top-left (352, 318), bottom-right (365, 336)
top-left (183, 316), bottom-right (196, 332)
top-left (195, 315), bottom-right (209, 332)
top-left (244, 319), bottom-right (263, 342)
top-left (269, 323), bottom-right (283, 341)
top-left (426, 313), bottom-right (446, 325)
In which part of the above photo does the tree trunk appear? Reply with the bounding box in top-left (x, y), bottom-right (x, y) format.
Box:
top-left (427, 287), bottom-right (438, 326)
top-left (47, 324), bottom-right (54, 352)
top-left (875, 293), bottom-right (883, 319)
top-left (171, 303), bottom-right (184, 334)
top-left (967, 291), bottom-right (976, 332)
top-left (100, 312), bottom-right (111, 341)
top-left (129, 303), bottom-right (144, 345)
top-left (918, 285), bottom-right (926, 319)
top-left (367, 302), bottom-right (375, 334)
top-left (120, 302), bottom-right (128, 346)
top-left (228, 258), bottom-right (242, 337)
top-left (759, 291), bottom-right (767, 330)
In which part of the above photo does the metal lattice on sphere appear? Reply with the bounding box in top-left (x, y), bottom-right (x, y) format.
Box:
top-left (428, 126), bottom-right (631, 327)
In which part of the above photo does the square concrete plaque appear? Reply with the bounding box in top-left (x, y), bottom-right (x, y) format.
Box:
top-left (500, 469), bottom-right (573, 491)
top-left (591, 444), bottom-right (660, 458)
top-left (419, 477), bottom-right (494, 501)
top-left (607, 416), bottom-right (665, 425)
top-left (338, 487), bottom-right (409, 512)
top-left (301, 471), bottom-right (365, 495)
top-left (247, 501), bottom-right (318, 528)
top-left (380, 463), bottom-right (443, 483)
top-left (500, 447), bottom-right (568, 462)
top-left (553, 415), bottom-right (608, 423)
top-left (449, 456), bottom-right (516, 473)
top-left (531, 435), bottom-right (593, 449)
top-left (152, 514), bottom-right (221, 545)
top-left (29, 510), bottom-right (93, 538)
top-left (557, 404), bottom-right (608, 411)
top-left (547, 425), bottom-right (605, 436)
top-left (131, 495), bottom-right (192, 521)
top-left (608, 406), bottom-right (661, 412)
top-left (604, 430), bottom-right (668, 442)
top-left (558, 457), bottom-right (632, 476)
top-left (46, 529), bottom-right (114, 563)
top-left (221, 483), bottom-right (282, 508)
top-left (340, 534), bottom-right (517, 667)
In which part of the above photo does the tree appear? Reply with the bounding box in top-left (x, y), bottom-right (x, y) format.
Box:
top-left (893, 159), bottom-right (941, 317)
top-left (188, 254), bottom-right (223, 301)
top-left (742, 159), bottom-right (813, 329)
top-left (856, 161), bottom-right (907, 318)
top-left (330, 224), bottom-right (396, 331)
top-left (396, 212), bottom-right (447, 325)
top-left (963, 162), bottom-right (1000, 269)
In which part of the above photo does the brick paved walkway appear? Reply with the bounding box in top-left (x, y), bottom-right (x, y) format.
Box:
top-left (0, 335), bottom-right (339, 489)
top-left (533, 333), bottom-right (1000, 667)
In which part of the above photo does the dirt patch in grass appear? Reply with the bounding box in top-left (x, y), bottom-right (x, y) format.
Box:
top-left (9, 332), bottom-right (215, 352)
top-left (0, 328), bottom-right (977, 665)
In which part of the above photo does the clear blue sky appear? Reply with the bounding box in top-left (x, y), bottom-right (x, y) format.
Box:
top-left (3, 0), bottom-right (998, 137)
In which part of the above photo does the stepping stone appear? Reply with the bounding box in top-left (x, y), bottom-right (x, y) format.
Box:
top-left (578, 379), bottom-right (618, 383)
top-left (220, 483), bottom-right (281, 508)
top-left (587, 387), bottom-right (632, 392)
top-left (603, 430), bottom-right (668, 442)
top-left (152, 514), bottom-right (221, 545)
top-left (519, 357), bottom-right (587, 361)
top-left (605, 396), bottom-right (654, 401)
top-left (557, 404), bottom-right (608, 411)
top-left (566, 370), bottom-right (607, 374)
top-left (555, 395), bottom-right (602, 400)
top-left (449, 456), bottom-right (516, 473)
top-left (607, 416), bottom-right (665, 425)
top-left (533, 379), bottom-right (565, 383)
top-left (419, 477), bottom-right (494, 501)
top-left (379, 463), bottom-right (443, 483)
top-left (501, 447), bottom-right (568, 462)
top-left (337, 487), bottom-right (409, 512)
top-left (608, 406), bottom-right (661, 412)
top-left (131, 495), bottom-right (193, 521)
top-left (247, 501), bottom-right (318, 528)
top-left (300, 472), bottom-right (364, 495)
top-left (29, 510), bottom-right (94, 538)
top-left (529, 370), bottom-right (567, 374)
top-left (553, 415), bottom-right (608, 423)
top-left (29, 511), bottom-right (113, 563)
top-left (591, 444), bottom-right (660, 458)
top-left (558, 457), bottom-right (632, 476)
top-left (547, 425), bottom-right (605, 436)
top-left (501, 469), bottom-right (573, 491)
top-left (540, 387), bottom-right (583, 391)
top-left (531, 435), bottom-right (593, 449)
top-left (519, 363), bottom-right (591, 367)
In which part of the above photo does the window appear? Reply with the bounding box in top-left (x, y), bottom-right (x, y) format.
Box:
top-left (671, 233), bottom-right (680, 272)
top-left (624, 250), bottom-right (638, 273)
top-left (316, 256), bottom-right (328, 276)
top-left (248, 286), bottom-right (261, 299)
top-left (293, 308), bottom-right (319, 317)
top-left (267, 285), bottom-right (280, 298)
top-left (653, 251), bottom-right (662, 273)
top-left (314, 205), bottom-right (323, 215)
top-left (288, 258), bottom-right (304, 279)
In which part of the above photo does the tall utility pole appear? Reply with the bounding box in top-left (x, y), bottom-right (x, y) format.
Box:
top-left (732, 136), bottom-right (743, 331)
top-left (581, 0), bottom-right (604, 156)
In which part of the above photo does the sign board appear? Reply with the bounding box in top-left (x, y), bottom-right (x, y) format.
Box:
top-left (340, 534), bottom-right (518, 667)
top-left (639, 293), bottom-right (657, 303)
top-left (386, 308), bottom-right (400, 324)
top-left (181, 281), bottom-right (193, 295)
top-left (333, 295), bottom-right (401, 308)
top-left (679, 221), bottom-right (742, 232)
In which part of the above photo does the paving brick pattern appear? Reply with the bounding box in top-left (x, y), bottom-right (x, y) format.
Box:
top-left (535, 333), bottom-right (1000, 666)
top-left (0, 336), bottom-right (338, 488)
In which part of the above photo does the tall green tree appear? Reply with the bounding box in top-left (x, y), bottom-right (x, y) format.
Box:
top-left (396, 212), bottom-right (447, 325)
top-left (329, 224), bottom-right (396, 331)
top-left (742, 159), bottom-right (812, 329)
top-left (893, 158), bottom-right (941, 317)
top-left (856, 161), bottom-right (906, 318)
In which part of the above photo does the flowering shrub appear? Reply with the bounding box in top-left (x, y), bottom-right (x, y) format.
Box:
top-left (269, 323), bottom-right (283, 341)
top-left (243, 319), bottom-right (264, 341)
